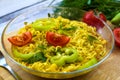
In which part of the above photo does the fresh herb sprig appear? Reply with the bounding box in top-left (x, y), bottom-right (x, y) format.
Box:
top-left (58, 0), bottom-right (120, 20)
top-left (23, 52), bottom-right (47, 64)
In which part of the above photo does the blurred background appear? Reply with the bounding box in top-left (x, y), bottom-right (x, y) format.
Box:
top-left (0, 0), bottom-right (57, 23)
top-left (0, 0), bottom-right (120, 23)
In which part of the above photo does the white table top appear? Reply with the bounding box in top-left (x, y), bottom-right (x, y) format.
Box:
top-left (0, 0), bottom-right (46, 17)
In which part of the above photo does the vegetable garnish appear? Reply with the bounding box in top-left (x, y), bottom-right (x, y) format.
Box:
top-left (46, 32), bottom-right (70, 47)
top-left (23, 52), bottom-right (47, 64)
top-left (8, 31), bottom-right (32, 46)
top-left (82, 10), bottom-right (106, 30)
top-left (13, 47), bottom-right (47, 63)
top-left (58, 25), bottom-right (77, 36)
top-left (113, 28), bottom-right (120, 47)
top-left (12, 48), bottom-right (34, 60)
top-left (32, 18), bottom-right (56, 31)
top-left (88, 35), bottom-right (97, 43)
top-left (78, 57), bottom-right (97, 70)
top-left (50, 48), bottom-right (79, 66)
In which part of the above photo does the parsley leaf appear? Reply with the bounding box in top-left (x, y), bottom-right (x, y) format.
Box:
top-left (23, 52), bottom-right (47, 64)
top-left (88, 35), bottom-right (97, 43)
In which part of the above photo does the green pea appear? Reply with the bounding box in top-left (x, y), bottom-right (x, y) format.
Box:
top-left (111, 12), bottom-right (120, 25)
top-left (12, 48), bottom-right (34, 60)
top-left (78, 57), bottom-right (98, 70)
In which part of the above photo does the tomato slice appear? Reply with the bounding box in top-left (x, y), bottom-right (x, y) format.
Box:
top-left (8, 31), bottom-right (32, 46)
top-left (46, 32), bottom-right (70, 47)
top-left (82, 10), bottom-right (106, 30)
top-left (113, 28), bottom-right (120, 47)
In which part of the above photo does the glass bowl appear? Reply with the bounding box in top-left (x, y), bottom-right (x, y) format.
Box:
top-left (1, 7), bottom-right (114, 79)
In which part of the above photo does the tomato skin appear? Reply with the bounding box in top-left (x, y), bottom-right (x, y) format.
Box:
top-left (82, 10), bottom-right (106, 30)
top-left (113, 28), bottom-right (120, 47)
top-left (8, 31), bottom-right (32, 46)
top-left (46, 32), bottom-right (70, 47)
top-left (99, 13), bottom-right (107, 22)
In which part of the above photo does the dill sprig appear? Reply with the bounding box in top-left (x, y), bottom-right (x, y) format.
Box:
top-left (58, 0), bottom-right (120, 20)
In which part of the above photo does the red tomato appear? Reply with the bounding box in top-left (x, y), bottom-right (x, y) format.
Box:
top-left (8, 31), bottom-right (32, 46)
top-left (46, 32), bottom-right (70, 47)
top-left (99, 13), bottom-right (107, 22)
top-left (82, 10), bottom-right (106, 30)
top-left (113, 28), bottom-right (120, 47)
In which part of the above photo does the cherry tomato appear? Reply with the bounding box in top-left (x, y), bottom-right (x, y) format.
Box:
top-left (8, 31), bottom-right (32, 46)
top-left (82, 10), bottom-right (106, 30)
top-left (113, 28), bottom-right (120, 47)
top-left (46, 32), bottom-right (70, 47)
